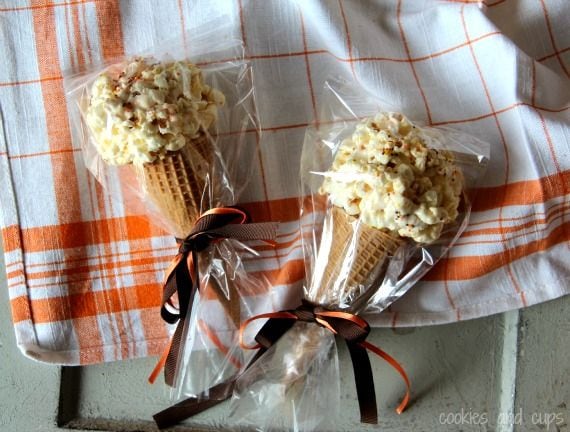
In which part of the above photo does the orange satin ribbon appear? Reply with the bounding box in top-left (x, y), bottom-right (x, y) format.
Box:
top-left (239, 305), bottom-right (411, 417)
top-left (148, 338), bottom-right (173, 385)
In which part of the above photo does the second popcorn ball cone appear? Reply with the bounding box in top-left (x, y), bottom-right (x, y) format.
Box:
top-left (281, 112), bottom-right (465, 386)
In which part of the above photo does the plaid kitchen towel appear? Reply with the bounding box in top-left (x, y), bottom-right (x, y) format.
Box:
top-left (0, 0), bottom-right (568, 364)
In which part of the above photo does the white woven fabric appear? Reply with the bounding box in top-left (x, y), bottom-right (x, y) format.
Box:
top-left (0, 0), bottom-right (568, 363)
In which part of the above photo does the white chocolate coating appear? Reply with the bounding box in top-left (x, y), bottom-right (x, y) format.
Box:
top-left (86, 58), bottom-right (225, 166)
top-left (320, 112), bottom-right (463, 243)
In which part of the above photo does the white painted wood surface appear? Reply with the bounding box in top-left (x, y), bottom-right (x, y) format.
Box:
top-left (0, 245), bottom-right (568, 431)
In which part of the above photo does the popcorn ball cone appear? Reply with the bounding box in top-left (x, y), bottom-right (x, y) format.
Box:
top-left (141, 134), bottom-right (212, 239)
top-left (229, 112), bottom-right (472, 430)
top-left (312, 206), bottom-right (403, 306)
top-left (85, 57), bottom-right (243, 332)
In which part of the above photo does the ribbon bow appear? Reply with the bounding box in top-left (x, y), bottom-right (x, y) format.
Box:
top-left (239, 300), bottom-right (411, 424)
top-left (153, 300), bottom-right (410, 429)
top-left (149, 207), bottom-right (278, 386)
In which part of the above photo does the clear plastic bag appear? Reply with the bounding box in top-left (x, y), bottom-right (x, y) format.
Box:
top-left (228, 77), bottom-right (490, 431)
top-left (65, 18), bottom-right (267, 402)
top-left (172, 240), bottom-right (278, 400)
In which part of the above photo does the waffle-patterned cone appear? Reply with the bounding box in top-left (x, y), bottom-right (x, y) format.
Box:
top-left (141, 134), bottom-right (242, 327)
top-left (141, 134), bottom-right (212, 239)
top-left (314, 206), bottom-right (403, 305)
top-left (280, 208), bottom-right (403, 386)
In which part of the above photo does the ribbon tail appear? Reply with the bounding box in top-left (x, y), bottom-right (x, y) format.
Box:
top-left (148, 338), bottom-right (173, 384)
top-left (153, 378), bottom-right (236, 429)
top-left (360, 341), bottom-right (411, 415)
top-left (163, 251), bottom-right (201, 386)
top-left (153, 251), bottom-right (199, 386)
top-left (163, 319), bottom-right (186, 387)
top-left (153, 346), bottom-right (269, 429)
top-left (160, 254), bottom-right (184, 324)
top-left (347, 342), bottom-right (378, 424)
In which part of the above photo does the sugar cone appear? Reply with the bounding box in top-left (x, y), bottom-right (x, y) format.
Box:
top-left (281, 204), bottom-right (402, 382)
top-left (311, 206), bottom-right (403, 306)
top-left (141, 134), bottom-right (212, 239)
top-left (280, 206), bottom-right (402, 384)
top-left (141, 134), bottom-right (241, 327)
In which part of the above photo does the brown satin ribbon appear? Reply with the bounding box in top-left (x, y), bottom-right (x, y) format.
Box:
top-left (148, 207), bottom-right (278, 387)
top-left (153, 300), bottom-right (410, 429)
